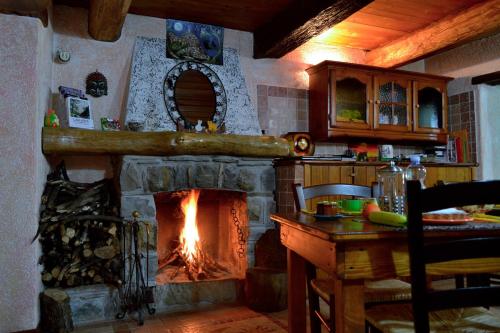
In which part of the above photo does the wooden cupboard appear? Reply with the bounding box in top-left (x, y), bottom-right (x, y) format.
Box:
top-left (307, 61), bottom-right (451, 143)
top-left (412, 78), bottom-right (448, 134)
top-left (275, 158), bottom-right (476, 213)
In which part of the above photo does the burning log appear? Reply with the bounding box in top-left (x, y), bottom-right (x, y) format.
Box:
top-left (37, 162), bottom-right (122, 288)
top-left (159, 242), bottom-right (229, 281)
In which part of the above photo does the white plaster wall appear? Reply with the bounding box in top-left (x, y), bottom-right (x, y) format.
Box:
top-left (51, 5), bottom-right (365, 125)
top-left (425, 32), bottom-right (500, 78)
top-left (422, 33), bottom-right (500, 180)
top-left (476, 85), bottom-right (500, 180)
top-left (397, 60), bottom-right (425, 73)
top-left (51, 5), bottom-right (365, 181)
top-left (0, 12), bottom-right (52, 331)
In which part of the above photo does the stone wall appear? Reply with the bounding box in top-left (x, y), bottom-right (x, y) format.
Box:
top-left (119, 155), bottom-right (277, 274)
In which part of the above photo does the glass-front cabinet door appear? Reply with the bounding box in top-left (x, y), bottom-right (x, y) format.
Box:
top-left (373, 75), bottom-right (412, 131)
top-left (413, 79), bottom-right (447, 133)
top-left (330, 68), bottom-right (373, 129)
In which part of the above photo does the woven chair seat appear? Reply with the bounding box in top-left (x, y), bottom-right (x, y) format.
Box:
top-left (366, 303), bottom-right (500, 332)
top-left (311, 278), bottom-right (412, 304)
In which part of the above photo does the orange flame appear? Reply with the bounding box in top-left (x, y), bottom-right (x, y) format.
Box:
top-left (179, 190), bottom-right (201, 264)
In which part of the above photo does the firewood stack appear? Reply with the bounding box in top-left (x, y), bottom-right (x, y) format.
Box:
top-left (37, 163), bottom-right (122, 288)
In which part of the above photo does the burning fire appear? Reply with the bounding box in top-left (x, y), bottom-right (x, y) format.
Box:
top-left (179, 190), bottom-right (201, 264)
top-left (158, 189), bottom-right (230, 281)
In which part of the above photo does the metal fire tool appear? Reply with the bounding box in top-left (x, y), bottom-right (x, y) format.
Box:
top-left (116, 211), bottom-right (155, 325)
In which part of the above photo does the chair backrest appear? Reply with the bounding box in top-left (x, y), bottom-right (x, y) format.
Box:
top-left (293, 183), bottom-right (373, 211)
top-left (406, 179), bottom-right (500, 333)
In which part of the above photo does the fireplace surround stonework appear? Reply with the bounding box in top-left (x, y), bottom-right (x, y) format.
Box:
top-left (60, 155), bottom-right (277, 326)
top-left (119, 155), bottom-right (277, 311)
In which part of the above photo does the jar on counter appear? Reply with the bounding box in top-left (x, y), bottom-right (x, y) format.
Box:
top-left (376, 161), bottom-right (405, 215)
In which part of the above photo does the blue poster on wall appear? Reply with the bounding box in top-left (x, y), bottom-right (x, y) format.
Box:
top-left (166, 19), bottom-right (224, 65)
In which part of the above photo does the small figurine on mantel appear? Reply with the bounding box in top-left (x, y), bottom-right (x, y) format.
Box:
top-left (207, 121), bottom-right (217, 133)
top-left (194, 120), bottom-right (204, 132)
top-left (44, 109), bottom-right (60, 128)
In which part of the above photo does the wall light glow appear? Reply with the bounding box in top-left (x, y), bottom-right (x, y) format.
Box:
top-left (302, 47), bottom-right (351, 65)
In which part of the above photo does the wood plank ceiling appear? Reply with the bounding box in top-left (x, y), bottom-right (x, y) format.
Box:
top-left (312, 0), bottom-right (486, 51)
top-left (3, 0), bottom-right (500, 67)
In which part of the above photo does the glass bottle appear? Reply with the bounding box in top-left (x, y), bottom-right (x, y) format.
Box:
top-left (376, 161), bottom-right (405, 214)
top-left (405, 155), bottom-right (427, 188)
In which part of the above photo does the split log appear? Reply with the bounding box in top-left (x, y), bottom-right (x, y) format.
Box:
top-left (40, 289), bottom-right (74, 333)
top-left (94, 245), bottom-right (116, 259)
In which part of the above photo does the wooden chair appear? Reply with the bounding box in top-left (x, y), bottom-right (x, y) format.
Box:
top-left (366, 180), bottom-right (500, 333)
top-left (293, 183), bottom-right (412, 333)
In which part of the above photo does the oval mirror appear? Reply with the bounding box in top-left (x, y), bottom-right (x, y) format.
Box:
top-left (163, 61), bottom-right (227, 130)
top-left (174, 69), bottom-right (216, 123)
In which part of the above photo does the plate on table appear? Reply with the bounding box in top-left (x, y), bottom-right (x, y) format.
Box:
top-left (422, 213), bottom-right (473, 225)
top-left (340, 210), bottom-right (362, 216)
top-left (314, 214), bottom-right (344, 221)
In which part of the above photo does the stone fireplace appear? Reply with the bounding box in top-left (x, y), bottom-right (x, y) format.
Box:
top-left (119, 155), bottom-right (276, 313)
top-left (70, 35), bottom-right (280, 321)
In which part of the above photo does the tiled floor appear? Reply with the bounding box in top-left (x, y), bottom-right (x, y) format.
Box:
top-left (74, 305), bottom-right (289, 333)
top-left (72, 279), bottom-right (500, 333)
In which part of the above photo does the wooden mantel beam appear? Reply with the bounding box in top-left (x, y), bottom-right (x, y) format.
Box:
top-left (88, 0), bottom-right (131, 42)
top-left (253, 0), bottom-right (372, 59)
top-left (365, 0), bottom-right (500, 68)
top-left (42, 127), bottom-right (291, 157)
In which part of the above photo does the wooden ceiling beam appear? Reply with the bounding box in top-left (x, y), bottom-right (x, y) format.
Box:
top-left (88, 0), bottom-right (131, 42)
top-left (365, 0), bottom-right (500, 68)
top-left (471, 71), bottom-right (500, 85)
top-left (253, 0), bottom-right (372, 59)
top-left (0, 0), bottom-right (50, 26)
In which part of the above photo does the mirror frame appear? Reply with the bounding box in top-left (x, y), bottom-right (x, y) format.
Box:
top-left (163, 61), bottom-right (227, 129)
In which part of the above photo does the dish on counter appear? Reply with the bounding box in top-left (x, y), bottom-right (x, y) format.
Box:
top-left (422, 213), bottom-right (473, 224)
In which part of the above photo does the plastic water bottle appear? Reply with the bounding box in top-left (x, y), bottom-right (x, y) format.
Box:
top-left (405, 155), bottom-right (427, 188)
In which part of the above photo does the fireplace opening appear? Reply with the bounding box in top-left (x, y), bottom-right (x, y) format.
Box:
top-left (154, 189), bottom-right (248, 284)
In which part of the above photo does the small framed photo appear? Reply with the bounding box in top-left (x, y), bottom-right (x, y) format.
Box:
top-left (66, 96), bottom-right (94, 129)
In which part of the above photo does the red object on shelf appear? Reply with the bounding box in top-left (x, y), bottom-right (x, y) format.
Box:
top-left (455, 137), bottom-right (463, 163)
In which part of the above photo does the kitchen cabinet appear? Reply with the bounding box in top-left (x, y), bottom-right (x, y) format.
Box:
top-left (373, 74), bottom-right (412, 132)
top-left (274, 158), bottom-right (476, 213)
top-left (413, 79), bottom-right (448, 134)
top-left (302, 163), bottom-right (378, 210)
top-left (307, 61), bottom-right (451, 143)
top-left (424, 166), bottom-right (474, 188)
top-left (330, 68), bottom-right (373, 130)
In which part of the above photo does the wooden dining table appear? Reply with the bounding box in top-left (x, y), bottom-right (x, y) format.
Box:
top-left (270, 212), bottom-right (500, 333)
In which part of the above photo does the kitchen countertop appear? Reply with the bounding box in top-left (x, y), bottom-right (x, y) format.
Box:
top-left (274, 156), bottom-right (477, 167)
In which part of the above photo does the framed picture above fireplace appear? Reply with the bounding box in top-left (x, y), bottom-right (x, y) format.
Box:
top-left (163, 61), bottom-right (227, 131)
